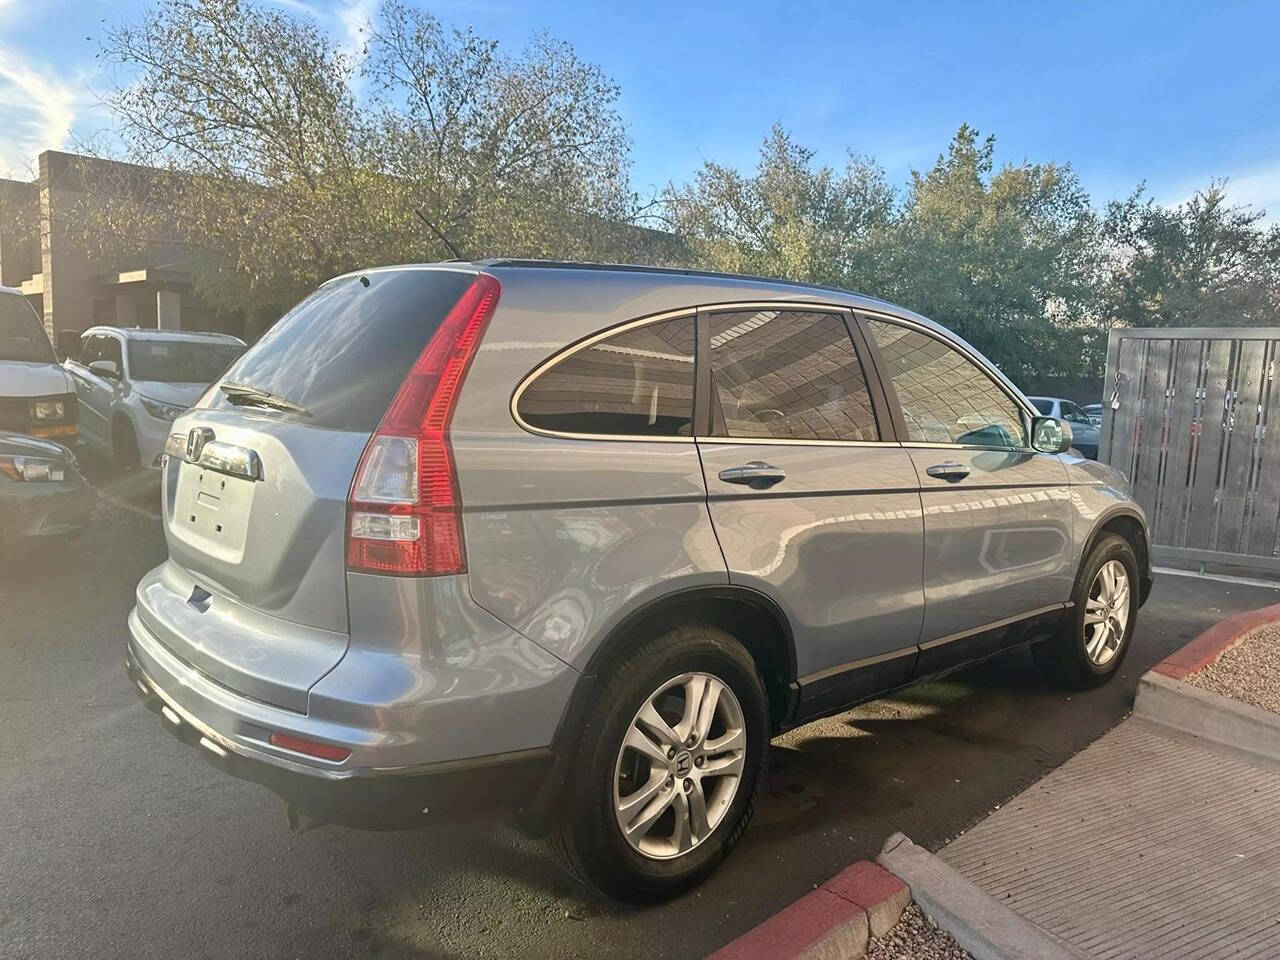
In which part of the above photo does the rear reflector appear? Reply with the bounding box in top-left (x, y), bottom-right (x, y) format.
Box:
top-left (269, 732), bottom-right (351, 763)
top-left (346, 273), bottom-right (500, 576)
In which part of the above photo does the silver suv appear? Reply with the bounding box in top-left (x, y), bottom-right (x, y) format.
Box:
top-left (126, 262), bottom-right (1151, 901)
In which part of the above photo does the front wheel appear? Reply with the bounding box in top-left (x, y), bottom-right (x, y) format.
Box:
top-left (1034, 533), bottom-right (1139, 688)
top-left (550, 623), bottom-right (769, 902)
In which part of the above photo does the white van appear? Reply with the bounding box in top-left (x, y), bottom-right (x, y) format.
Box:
top-left (0, 286), bottom-right (79, 442)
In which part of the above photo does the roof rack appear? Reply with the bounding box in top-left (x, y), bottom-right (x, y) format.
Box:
top-left (476, 259), bottom-right (896, 309)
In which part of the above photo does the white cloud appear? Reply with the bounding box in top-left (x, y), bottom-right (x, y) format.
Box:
top-left (1165, 162), bottom-right (1280, 225)
top-left (336, 0), bottom-right (376, 67)
top-left (0, 46), bottom-right (79, 178)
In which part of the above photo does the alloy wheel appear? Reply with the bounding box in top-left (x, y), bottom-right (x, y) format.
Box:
top-left (612, 672), bottom-right (746, 860)
top-left (1083, 559), bottom-right (1130, 666)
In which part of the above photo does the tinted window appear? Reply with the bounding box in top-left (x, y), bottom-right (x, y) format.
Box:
top-left (207, 270), bottom-right (474, 431)
top-left (709, 309), bottom-right (878, 441)
top-left (1060, 400), bottom-right (1089, 424)
top-left (0, 295), bottom-right (54, 363)
top-left (129, 340), bottom-right (245, 383)
top-left (99, 336), bottom-right (123, 368)
top-left (518, 316), bottom-right (695, 437)
top-left (1030, 398), bottom-right (1054, 416)
top-left (79, 335), bottom-right (105, 366)
top-left (868, 319), bottom-right (1026, 447)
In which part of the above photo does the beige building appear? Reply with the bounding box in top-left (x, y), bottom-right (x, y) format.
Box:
top-left (0, 150), bottom-right (247, 353)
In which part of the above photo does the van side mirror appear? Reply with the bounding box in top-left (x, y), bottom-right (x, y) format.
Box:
top-left (88, 359), bottom-right (121, 380)
top-left (1032, 416), bottom-right (1074, 454)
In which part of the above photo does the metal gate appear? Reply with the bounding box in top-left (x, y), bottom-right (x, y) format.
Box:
top-left (1100, 327), bottom-right (1280, 575)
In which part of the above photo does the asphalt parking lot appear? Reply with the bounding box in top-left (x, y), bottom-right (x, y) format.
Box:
top-left (4, 468), bottom-right (1279, 960)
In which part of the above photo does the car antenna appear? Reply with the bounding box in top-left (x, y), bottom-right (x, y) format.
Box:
top-left (414, 209), bottom-right (465, 261)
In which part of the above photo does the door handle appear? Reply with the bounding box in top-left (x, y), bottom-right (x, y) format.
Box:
top-left (926, 461), bottom-right (970, 483)
top-left (718, 462), bottom-right (787, 488)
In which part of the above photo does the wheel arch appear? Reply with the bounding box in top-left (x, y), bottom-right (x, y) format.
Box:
top-left (517, 584), bottom-right (796, 836)
top-left (1082, 507), bottom-right (1152, 606)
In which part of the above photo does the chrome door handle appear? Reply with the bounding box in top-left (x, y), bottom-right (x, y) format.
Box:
top-left (718, 462), bottom-right (787, 488)
top-left (926, 461), bottom-right (970, 483)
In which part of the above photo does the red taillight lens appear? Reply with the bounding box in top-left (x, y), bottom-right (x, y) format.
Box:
top-left (269, 732), bottom-right (351, 763)
top-left (346, 273), bottom-right (500, 576)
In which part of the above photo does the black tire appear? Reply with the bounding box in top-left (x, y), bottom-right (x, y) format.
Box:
top-left (113, 418), bottom-right (141, 470)
top-left (550, 622), bottom-right (769, 903)
top-left (1033, 533), bottom-right (1139, 689)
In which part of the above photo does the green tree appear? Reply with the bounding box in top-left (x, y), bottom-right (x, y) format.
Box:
top-left (662, 125), bottom-right (895, 289)
top-left (90, 0), bottom-right (662, 315)
top-left (1102, 183), bottom-right (1280, 328)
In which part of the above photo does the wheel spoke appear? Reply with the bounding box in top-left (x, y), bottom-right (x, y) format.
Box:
top-left (692, 677), bottom-right (723, 743)
top-left (687, 780), bottom-right (710, 841)
top-left (623, 784), bottom-right (676, 840)
top-left (1084, 597), bottom-right (1107, 624)
top-left (1085, 622), bottom-right (1109, 660)
top-left (702, 725), bottom-right (744, 757)
top-left (671, 791), bottom-right (693, 852)
top-left (618, 769), bottom-right (668, 818)
top-left (637, 702), bottom-right (682, 750)
top-left (700, 749), bottom-right (745, 777)
top-left (677, 675), bottom-right (709, 741)
top-left (623, 724), bottom-right (669, 765)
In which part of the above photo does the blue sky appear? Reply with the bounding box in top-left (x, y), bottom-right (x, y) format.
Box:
top-left (3, 0), bottom-right (1280, 218)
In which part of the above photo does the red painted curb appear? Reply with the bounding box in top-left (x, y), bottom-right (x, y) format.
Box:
top-left (1152, 601), bottom-right (1280, 680)
top-left (705, 860), bottom-right (909, 960)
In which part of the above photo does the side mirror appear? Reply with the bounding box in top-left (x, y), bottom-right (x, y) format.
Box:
top-left (88, 359), bottom-right (120, 380)
top-left (1032, 416), bottom-right (1074, 454)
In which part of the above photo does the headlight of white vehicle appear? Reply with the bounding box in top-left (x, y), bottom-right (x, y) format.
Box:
top-left (0, 456), bottom-right (66, 482)
top-left (139, 396), bottom-right (187, 421)
top-left (31, 399), bottom-right (65, 420)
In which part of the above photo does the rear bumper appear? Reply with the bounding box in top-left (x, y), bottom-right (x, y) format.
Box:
top-left (125, 640), bottom-right (553, 829)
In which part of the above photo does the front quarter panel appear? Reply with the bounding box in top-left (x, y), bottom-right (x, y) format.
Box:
top-left (1063, 453), bottom-right (1152, 580)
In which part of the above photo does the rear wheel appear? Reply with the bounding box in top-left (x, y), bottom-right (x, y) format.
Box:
top-left (1034, 533), bottom-right (1138, 688)
top-left (551, 623), bottom-right (769, 902)
top-left (112, 418), bottom-right (141, 470)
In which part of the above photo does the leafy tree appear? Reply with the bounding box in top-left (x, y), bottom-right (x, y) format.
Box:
top-left (662, 125), bottom-right (894, 289)
top-left (90, 0), bottom-right (667, 315)
top-left (1102, 183), bottom-right (1280, 328)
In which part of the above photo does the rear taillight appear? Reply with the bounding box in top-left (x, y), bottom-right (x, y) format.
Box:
top-left (346, 273), bottom-right (500, 576)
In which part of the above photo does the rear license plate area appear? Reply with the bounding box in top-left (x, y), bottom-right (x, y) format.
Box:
top-left (173, 462), bottom-right (255, 558)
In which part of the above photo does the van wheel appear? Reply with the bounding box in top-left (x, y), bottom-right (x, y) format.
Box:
top-left (1033, 533), bottom-right (1138, 689)
top-left (113, 418), bottom-right (141, 470)
top-left (551, 623), bottom-right (769, 902)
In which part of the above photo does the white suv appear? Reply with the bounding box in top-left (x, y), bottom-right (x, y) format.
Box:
top-left (65, 327), bottom-right (245, 468)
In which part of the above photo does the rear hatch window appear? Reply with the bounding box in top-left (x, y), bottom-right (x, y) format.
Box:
top-left (201, 269), bottom-right (476, 428)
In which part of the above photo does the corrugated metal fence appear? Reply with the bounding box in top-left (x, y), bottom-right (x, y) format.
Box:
top-left (1100, 327), bottom-right (1280, 575)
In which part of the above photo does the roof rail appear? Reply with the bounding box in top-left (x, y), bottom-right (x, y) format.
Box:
top-left (476, 259), bottom-right (897, 308)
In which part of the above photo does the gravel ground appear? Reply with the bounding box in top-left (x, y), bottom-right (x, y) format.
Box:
top-left (865, 904), bottom-right (972, 960)
top-left (1189, 622), bottom-right (1280, 713)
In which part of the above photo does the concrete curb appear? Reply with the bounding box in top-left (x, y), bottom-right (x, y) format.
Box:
top-left (705, 859), bottom-right (910, 960)
top-left (876, 833), bottom-right (1087, 960)
top-left (1149, 600), bottom-right (1280, 680)
top-left (1135, 599), bottom-right (1280, 762)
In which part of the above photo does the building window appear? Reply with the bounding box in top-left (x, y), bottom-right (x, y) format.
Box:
top-left (517, 315), bottom-right (696, 437)
top-left (708, 309), bottom-right (879, 441)
top-left (867, 319), bottom-right (1026, 448)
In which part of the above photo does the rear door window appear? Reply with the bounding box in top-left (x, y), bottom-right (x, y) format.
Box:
top-left (707, 309), bottom-right (879, 441)
top-left (205, 269), bottom-right (475, 431)
top-left (516, 315), bottom-right (696, 437)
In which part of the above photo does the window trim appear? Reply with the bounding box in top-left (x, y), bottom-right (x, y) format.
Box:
top-left (855, 310), bottom-right (1036, 453)
top-left (509, 307), bottom-right (700, 443)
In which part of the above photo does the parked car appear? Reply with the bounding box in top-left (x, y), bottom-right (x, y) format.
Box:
top-left (64, 327), bottom-right (246, 468)
top-left (1082, 402), bottom-right (1104, 427)
top-left (126, 262), bottom-right (1152, 902)
top-left (1027, 396), bottom-right (1100, 459)
top-left (0, 286), bottom-right (79, 442)
top-left (0, 431), bottom-right (95, 561)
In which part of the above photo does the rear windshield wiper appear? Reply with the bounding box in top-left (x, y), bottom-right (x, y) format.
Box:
top-left (219, 381), bottom-right (312, 417)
